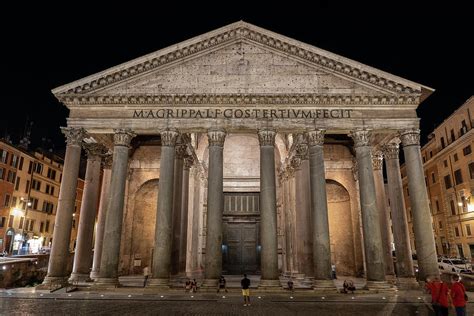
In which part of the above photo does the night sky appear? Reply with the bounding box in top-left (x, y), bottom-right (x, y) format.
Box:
top-left (3, 2), bottom-right (473, 153)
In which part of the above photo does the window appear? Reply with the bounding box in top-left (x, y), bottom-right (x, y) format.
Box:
top-left (40, 221), bottom-right (44, 233)
top-left (15, 177), bottom-right (20, 190)
top-left (0, 167), bottom-right (4, 180)
top-left (7, 170), bottom-right (16, 183)
top-left (29, 220), bottom-right (34, 231)
top-left (451, 200), bottom-right (456, 215)
top-left (451, 129), bottom-right (456, 142)
top-left (461, 120), bottom-right (468, 135)
top-left (42, 201), bottom-right (54, 214)
top-left (72, 219), bottom-right (76, 229)
top-left (463, 145), bottom-right (472, 156)
top-left (45, 184), bottom-right (50, 194)
top-left (11, 196), bottom-right (17, 207)
top-left (25, 180), bottom-right (30, 193)
top-left (31, 198), bottom-right (38, 210)
top-left (444, 175), bottom-right (452, 189)
top-left (455, 226), bottom-right (460, 237)
top-left (423, 156), bottom-right (426, 163)
top-left (439, 221), bottom-right (443, 229)
top-left (28, 161), bottom-right (33, 174)
top-left (3, 194), bottom-right (10, 207)
top-left (431, 172), bottom-right (436, 184)
top-left (47, 168), bottom-right (56, 180)
top-left (436, 200), bottom-right (440, 212)
top-left (18, 157), bottom-right (24, 170)
top-left (50, 186), bottom-right (55, 196)
top-left (31, 179), bottom-right (41, 191)
top-left (470, 162), bottom-right (474, 180)
top-left (0, 150), bottom-right (8, 163)
top-left (444, 160), bottom-right (448, 168)
top-left (454, 169), bottom-right (463, 185)
top-left (34, 163), bottom-right (43, 174)
top-left (45, 220), bottom-right (50, 232)
top-left (467, 224), bottom-right (472, 236)
top-left (454, 153), bottom-right (459, 162)
top-left (10, 154), bottom-right (18, 168)
top-left (429, 151), bottom-right (433, 158)
top-left (0, 216), bottom-right (5, 228)
top-left (8, 215), bottom-right (14, 227)
top-left (441, 137), bottom-right (446, 149)
top-left (19, 217), bottom-right (24, 229)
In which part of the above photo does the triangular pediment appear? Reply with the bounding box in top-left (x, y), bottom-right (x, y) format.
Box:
top-left (53, 21), bottom-right (433, 104)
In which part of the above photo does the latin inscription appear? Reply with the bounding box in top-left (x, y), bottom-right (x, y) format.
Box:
top-left (132, 108), bottom-right (353, 119)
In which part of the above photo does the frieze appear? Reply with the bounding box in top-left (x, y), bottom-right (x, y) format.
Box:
top-left (57, 23), bottom-right (420, 97)
top-left (58, 93), bottom-right (420, 105)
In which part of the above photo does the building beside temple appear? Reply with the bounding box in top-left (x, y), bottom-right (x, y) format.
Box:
top-left (40, 21), bottom-right (440, 290)
top-left (0, 140), bottom-right (84, 256)
top-left (402, 96), bottom-right (474, 259)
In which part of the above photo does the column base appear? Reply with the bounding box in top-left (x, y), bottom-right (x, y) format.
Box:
top-left (90, 270), bottom-right (100, 280)
top-left (258, 279), bottom-right (281, 290)
top-left (365, 280), bottom-right (395, 292)
top-left (396, 277), bottom-right (420, 290)
top-left (146, 278), bottom-right (170, 289)
top-left (200, 278), bottom-right (218, 289)
top-left (69, 272), bottom-right (92, 283)
top-left (93, 277), bottom-right (120, 289)
top-left (313, 279), bottom-right (337, 291)
top-left (385, 274), bottom-right (397, 284)
top-left (36, 276), bottom-right (68, 290)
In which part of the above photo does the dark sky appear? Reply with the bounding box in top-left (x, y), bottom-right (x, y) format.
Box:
top-left (3, 2), bottom-right (473, 152)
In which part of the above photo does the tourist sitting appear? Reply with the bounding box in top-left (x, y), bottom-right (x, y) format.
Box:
top-left (191, 279), bottom-right (198, 292)
top-left (184, 279), bottom-right (192, 292)
top-left (342, 279), bottom-right (356, 294)
top-left (287, 278), bottom-right (294, 292)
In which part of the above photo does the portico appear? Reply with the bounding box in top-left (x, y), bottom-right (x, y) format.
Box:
top-left (41, 21), bottom-right (437, 291)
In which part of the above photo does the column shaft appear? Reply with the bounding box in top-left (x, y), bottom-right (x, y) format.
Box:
top-left (149, 130), bottom-right (178, 286)
top-left (401, 130), bottom-right (439, 281)
top-left (70, 144), bottom-right (103, 281)
top-left (383, 142), bottom-right (416, 280)
top-left (372, 151), bottom-right (396, 278)
top-left (42, 128), bottom-right (85, 285)
top-left (307, 130), bottom-right (334, 289)
top-left (203, 130), bottom-right (225, 287)
top-left (171, 144), bottom-right (185, 275)
top-left (90, 159), bottom-right (112, 280)
top-left (258, 129), bottom-right (280, 287)
top-left (95, 130), bottom-right (135, 286)
top-left (349, 130), bottom-right (386, 285)
top-left (179, 157), bottom-right (191, 273)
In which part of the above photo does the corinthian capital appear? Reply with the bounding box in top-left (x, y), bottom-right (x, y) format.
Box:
top-left (61, 127), bottom-right (87, 146)
top-left (295, 143), bottom-right (308, 160)
top-left (113, 129), bottom-right (136, 147)
top-left (257, 129), bottom-right (276, 146)
top-left (175, 143), bottom-right (187, 159)
top-left (184, 155), bottom-right (194, 170)
top-left (349, 129), bottom-right (371, 148)
top-left (371, 150), bottom-right (383, 171)
top-left (101, 153), bottom-right (113, 169)
top-left (83, 143), bottom-right (107, 159)
top-left (161, 129), bottom-right (179, 147)
top-left (306, 129), bottom-right (325, 146)
top-left (381, 139), bottom-right (400, 160)
top-left (399, 129), bottom-right (420, 147)
top-left (207, 129), bottom-right (226, 147)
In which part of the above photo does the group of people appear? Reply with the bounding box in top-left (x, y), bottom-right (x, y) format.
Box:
top-left (426, 274), bottom-right (467, 316)
top-left (184, 278), bottom-right (198, 293)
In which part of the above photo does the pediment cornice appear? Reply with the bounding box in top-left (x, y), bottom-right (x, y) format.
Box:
top-left (58, 93), bottom-right (420, 106)
top-left (52, 21), bottom-right (433, 101)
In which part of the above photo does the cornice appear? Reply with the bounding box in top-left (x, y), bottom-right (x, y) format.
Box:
top-left (57, 93), bottom-right (420, 106)
top-left (53, 22), bottom-right (429, 100)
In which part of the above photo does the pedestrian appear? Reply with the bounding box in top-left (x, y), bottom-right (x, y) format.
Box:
top-left (342, 279), bottom-right (355, 294)
top-left (142, 266), bottom-right (150, 288)
top-left (425, 276), bottom-right (450, 316)
top-left (287, 278), bottom-right (294, 292)
top-left (191, 278), bottom-right (198, 292)
top-left (241, 273), bottom-right (251, 306)
top-left (451, 274), bottom-right (467, 316)
top-left (217, 276), bottom-right (228, 293)
top-left (184, 278), bottom-right (191, 292)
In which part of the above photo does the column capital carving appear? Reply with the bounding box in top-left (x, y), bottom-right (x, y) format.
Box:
top-left (175, 143), bottom-right (187, 159)
top-left (295, 143), bottom-right (308, 160)
top-left (207, 129), bottom-right (226, 147)
top-left (160, 129), bottom-right (179, 147)
top-left (257, 129), bottom-right (276, 146)
top-left (61, 127), bottom-right (87, 146)
top-left (399, 129), bottom-right (420, 147)
top-left (101, 153), bottom-right (113, 169)
top-left (371, 150), bottom-right (384, 170)
top-left (290, 156), bottom-right (302, 170)
top-left (381, 141), bottom-right (400, 160)
top-left (184, 155), bottom-right (194, 170)
top-left (306, 129), bottom-right (325, 146)
top-left (113, 129), bottom-right (136, 147)
top-left (351, 157), bottom-right (358, 181)
top-left (83, 143), bottom-right (107, 159)
top-left (349, 129), bottom-right (371, 148)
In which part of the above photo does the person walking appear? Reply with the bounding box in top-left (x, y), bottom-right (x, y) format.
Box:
top-left (426, 276), bottom-right (450, 316)
top-left (142, 266), bottom-right (150, 288)
top-left (241, 274), bottom-right (251, 306)
top-left (451, 275), bottom-right (467, 316)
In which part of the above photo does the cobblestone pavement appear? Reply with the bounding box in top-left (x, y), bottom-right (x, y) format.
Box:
top-left (0, 290), bottom-right (441, 316)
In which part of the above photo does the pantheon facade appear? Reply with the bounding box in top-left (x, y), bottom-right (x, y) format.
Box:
top-left (41, 21), bottom-right (439, 290)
